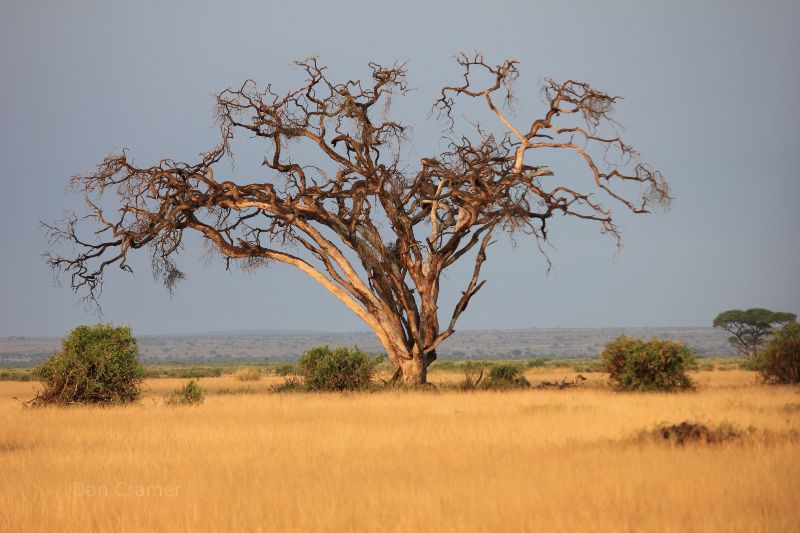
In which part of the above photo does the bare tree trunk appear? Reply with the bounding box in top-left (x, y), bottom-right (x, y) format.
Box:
top-left (396, 356), bottom-right (427, 385)
top-left (382, 342), bottom-right (435, 386)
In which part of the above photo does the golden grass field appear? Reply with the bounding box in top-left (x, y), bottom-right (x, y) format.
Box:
top-left (1, 368), bottom-right (799, 532)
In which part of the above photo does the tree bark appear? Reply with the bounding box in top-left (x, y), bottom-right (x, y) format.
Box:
top-left (396, 355), bottom-right (428, 385)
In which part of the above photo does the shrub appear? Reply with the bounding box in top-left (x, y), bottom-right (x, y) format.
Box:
top-left (296, 346), bottom-right (380, 391)
top-left (166, 379), bottom-right (204, 405)
top-left (30, 324), bottom-right (143, 405)
top-left (458, 361), bottom-right (486, 389)
top-left (484, 363), bottom-right (530, 389)
top-left (273, 363), bottom-right (296, 376)
top-left (235, 368), bottom-right (262, 382)
top-left (754, 322), bottom-right (800, 384)
top-left (269, 378), bottom-right (305, 393)
top-left (642, 420), bottom-right (743, 446)
top-left (602, 335), bottom-right (695, 392)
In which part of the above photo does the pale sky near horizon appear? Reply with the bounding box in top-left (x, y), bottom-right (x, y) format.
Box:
top-left (1, 0), bottom-right (798, 337)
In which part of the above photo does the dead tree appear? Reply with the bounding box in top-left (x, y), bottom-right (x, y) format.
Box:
top-left (45, 54), bottom-right (670, 385)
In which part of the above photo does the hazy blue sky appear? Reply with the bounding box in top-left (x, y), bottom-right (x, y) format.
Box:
top-left (1, 0), bottom-right (798, 336)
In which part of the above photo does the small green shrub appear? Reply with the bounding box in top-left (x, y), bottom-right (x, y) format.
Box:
top-left (273, 363), bottom-right (296, 376)
top-left (166, 379), bottom-right (204, 405)
top-left (296, 346), bottom-right (380, 391)
top-left (30, 324), bottom-right (143, 405)
top-left (458, 361), bottom-right (486, 390)
top-left (754, 322), bottom-right (800, 384)
top-left (485, 364), bottom-right (530, 389)
top-left (269, 378), bottom-right (305, 393)
top-left (602, 335), bottom-right (695, 392)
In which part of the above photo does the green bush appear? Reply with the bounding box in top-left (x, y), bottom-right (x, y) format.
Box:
top-left (30, 324), bottom-right (143, 405)
top-left (485, 364), bottom-right (530, 389)
top-left (754, 322), bottom-right (800, 384)
top-left (166, 379), bottom-right (204, 405)
top-left (273, 363), bottom-right (296, 376)
top-left (269, 378), bottom-right (305, 393)
top-left (601, 335), bottom-right (695, 392)
top-left (458, 361), bottom-right (486, 389)
top-left (296, 346), bottom-right (380, 391)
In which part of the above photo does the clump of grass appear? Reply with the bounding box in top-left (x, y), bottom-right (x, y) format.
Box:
top-left (641, 420), bottom-right (743, 446)
top-left (0, 440), bottom-right (25, 453)
top-left (235, 368), bottom-right (262, 382)
top-left (0, 369), bottom-right (35, 382)
top-left (216, 387), bottom-right (260, 395)
top-left (165, 379), bottom-right (204, 406)
top-left (273, 363), bottom-right (296, 377)
top-left (269, 378), bottom-right (304, 393)
top-left (780, 403), bottom-right (800, 414)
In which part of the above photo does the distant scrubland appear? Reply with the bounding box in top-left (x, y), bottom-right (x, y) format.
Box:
top-left (0, 326), bottom-right (734, 365)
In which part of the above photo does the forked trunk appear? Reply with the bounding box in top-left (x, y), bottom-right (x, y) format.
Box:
top-left (397, 355), bottom-right (428, 385)
top-left (372, 316), bottom-right (436, 386)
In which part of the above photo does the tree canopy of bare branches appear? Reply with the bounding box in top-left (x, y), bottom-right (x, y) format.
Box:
top-left (46, 53), bottom-right (670, 384)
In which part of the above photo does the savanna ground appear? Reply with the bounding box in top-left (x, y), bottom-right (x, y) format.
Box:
top-left (1, 363), bottom-right (798, 532)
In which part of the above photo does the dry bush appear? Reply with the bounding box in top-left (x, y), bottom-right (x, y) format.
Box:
top-left (235, 368), bottom-right (262, 382)
top-left (643, 421), bottom-right (743, 446)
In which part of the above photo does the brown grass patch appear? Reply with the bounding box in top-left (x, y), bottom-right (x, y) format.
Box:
top-left (0, 370), bottom-right (798, 532)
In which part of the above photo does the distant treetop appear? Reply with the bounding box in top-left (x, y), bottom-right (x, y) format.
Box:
top-left (713, 308), bottom-right (797, 357)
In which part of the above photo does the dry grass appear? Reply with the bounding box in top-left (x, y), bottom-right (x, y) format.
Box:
top-left (1, 370), bottom-right (798, 532)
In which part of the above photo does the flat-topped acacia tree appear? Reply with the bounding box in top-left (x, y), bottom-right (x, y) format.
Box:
top-left (46, 54), bottom-right (670, 385)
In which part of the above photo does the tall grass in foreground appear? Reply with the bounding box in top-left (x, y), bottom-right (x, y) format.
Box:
top-left (0, 370), bottom-right (798, 532)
